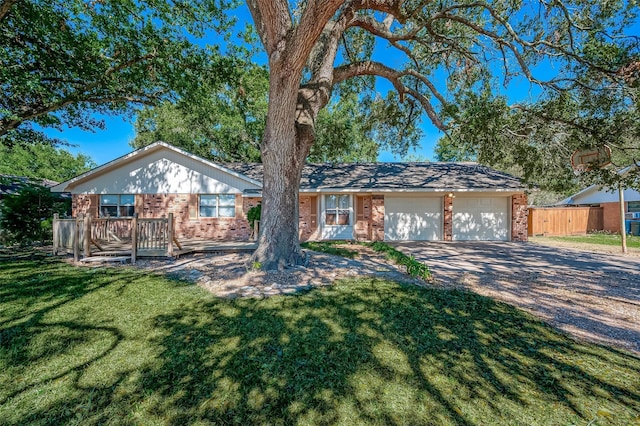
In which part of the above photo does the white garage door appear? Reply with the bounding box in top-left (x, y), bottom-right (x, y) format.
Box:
top-left (385, 196), bottom-right (442, 241)
top-left (453, 197), bottom-right (509, 241)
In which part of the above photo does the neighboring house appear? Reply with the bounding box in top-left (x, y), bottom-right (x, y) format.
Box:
top-left (0, 175), bottom-right (67, 218)
top-left (0, 175), bottom-right (60, 200)
top-left (50, 142), bottom-right (529, 242)
top-left (557, 184), bottom-right (640, 233)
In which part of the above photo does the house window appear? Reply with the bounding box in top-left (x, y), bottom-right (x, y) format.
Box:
top-left (629, 201), bottom-right (640, 213)
top-left (325, 194), bottom-right (351, 225)
top-left (99, 195), bottom-right (134, 217)
top-left (200, 194), bottom-right (236, 218)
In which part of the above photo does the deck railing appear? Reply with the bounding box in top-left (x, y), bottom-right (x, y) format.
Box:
top-left (52, 213), bottom-right (177, 263)
top-left (91, 218), bottom-right (133, 241)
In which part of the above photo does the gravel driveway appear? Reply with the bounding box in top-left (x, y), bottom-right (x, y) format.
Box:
top-left (391, 241), bottom-right (640, 355)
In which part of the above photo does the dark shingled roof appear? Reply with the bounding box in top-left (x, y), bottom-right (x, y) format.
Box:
top-left (225, 162), bottom-right (524, 191)
top-left (0, 175), bottom-right (60, 197)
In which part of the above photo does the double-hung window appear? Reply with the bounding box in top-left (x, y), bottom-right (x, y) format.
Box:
top-left (99, 195), bottom-right (135, 217)
top-left (629, 201), bottom-right (640, 213)
top-left (200, 194), bottom-right (236, 218)
top-left (325, 194), bottom-right (351, 225)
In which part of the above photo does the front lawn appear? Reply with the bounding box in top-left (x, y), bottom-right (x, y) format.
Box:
top-left (541, 233), bottom-right (640, 249)
top-left (1, 258), bottom-right (639, 425)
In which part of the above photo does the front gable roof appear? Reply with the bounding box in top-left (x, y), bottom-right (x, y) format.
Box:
top-left (51, 141), bottom-right (262, 193)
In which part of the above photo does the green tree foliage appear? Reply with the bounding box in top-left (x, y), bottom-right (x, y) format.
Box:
top-left (132, 68), bottom-right (422, 163)
top-left (0, 0), bottom-right (236, 144)
top-left (0, 183), bottom-right (70, 244)
top-left (436, 51), bottom-right (640, 195)
top-left (132, 62), bottom-right (268, 162)
top-left (0, 142), bottom-right (95, 182)
top-left (434, 137), bottom-right (476, 163)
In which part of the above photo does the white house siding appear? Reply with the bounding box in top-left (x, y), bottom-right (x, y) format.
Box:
top-left (68, 149), bottom-right (260, 195)
top-left (384, 195), bottom-right (442, 241)
top-left (569, 187), bottom-right (640, 204)
top-left (453, 196), bottom-right (509, 241)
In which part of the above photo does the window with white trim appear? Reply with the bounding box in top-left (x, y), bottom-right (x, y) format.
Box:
top-left (199, 194), bottom-right (236, 218)
top-left (629, 201), bottom-right (640, 213)
top-left (325, 194), bottom-right (351, 225)
top-left (99, 195), bottom-right (135, 217)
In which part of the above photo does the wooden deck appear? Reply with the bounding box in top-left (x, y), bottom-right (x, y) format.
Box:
top-left (176, 240), bottom-right (258, 256)
top-left (65, 238), bottom-right (258, 259)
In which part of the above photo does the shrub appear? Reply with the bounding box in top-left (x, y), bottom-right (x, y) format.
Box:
top-left (365, 241), bottom-right (432, 281)
top-left (0, 184), bottom-right (70, 245)
top-left (246, 204), bottom-right (261, 228)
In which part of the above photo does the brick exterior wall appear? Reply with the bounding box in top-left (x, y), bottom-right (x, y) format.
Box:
top-left (72, 194), bottom-right (99, 218)
top-left (511, 193), bottom-right (528, 242)
top-left (354, 195), bottom-right (372, 241)
top-left (72, 192), bottom-right (530, 242)
top-left (602, 201), bottom-right (625, 233)
top-left (137, 194), bottom-right (251, 240)
top-left (443, 195), bottom-right (453, 241)
top-left (371, 195), bottom-right (385, 241)
top-left (299, 195), bottom-right (320, 241)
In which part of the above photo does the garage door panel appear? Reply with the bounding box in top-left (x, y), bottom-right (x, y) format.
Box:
top-left (385, 196), bottom-right (442, 241)
top-left (453, 197), bottom-right (509, 241)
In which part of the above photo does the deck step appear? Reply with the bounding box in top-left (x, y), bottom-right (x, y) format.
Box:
top-left (92, 251), bottom-right (132, 256)
top-left (80, 256), bottom-right (131, 264)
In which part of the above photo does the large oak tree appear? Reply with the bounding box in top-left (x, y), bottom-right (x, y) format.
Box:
top-left (246, 0), bottom-right (639, 269)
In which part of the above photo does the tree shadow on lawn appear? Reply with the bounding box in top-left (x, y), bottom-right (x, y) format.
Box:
top-left (0, 259), bottom-right (149, 415)
top-left (139, 282), bottom-right (639, 425)
top-left (1, 266), bottom-right (639, 425)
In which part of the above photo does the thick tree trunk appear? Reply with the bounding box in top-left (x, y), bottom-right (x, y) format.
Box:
top-left (250, 73), bottom-right (311, 270)
top-left (245, 2), bottom-right (341, 270)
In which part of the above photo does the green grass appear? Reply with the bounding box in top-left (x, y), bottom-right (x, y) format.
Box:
top-left (543, 233), bottom-right (640, 249)
top-left (1, 258), bottom-right (639, 425)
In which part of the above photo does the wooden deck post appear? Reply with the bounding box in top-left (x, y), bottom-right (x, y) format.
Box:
top-left (83, 213), bottom-right (91, 258)
top-left (73, 214), bottom-right (81, 262)
top-left (52, 213), bottom-right (59, 255)
top-left (131, 213), bottom-right (138, 264)
top-left (167, 213), bottom-right (174, 257)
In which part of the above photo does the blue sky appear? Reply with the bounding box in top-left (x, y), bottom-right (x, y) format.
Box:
top-left (43, 3), bottom-right (445, 165)
top-left (42, 4), bottom-right (639, 166)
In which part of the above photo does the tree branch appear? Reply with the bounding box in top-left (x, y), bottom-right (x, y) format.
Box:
top-left (0, 0), bottom-right (20, 23)
top-left (333, 61), bottom-right (447, 130)
top-left (0, 92), bottom-right (159, 137)
top-left (245, 0), bottom-right (292, 58)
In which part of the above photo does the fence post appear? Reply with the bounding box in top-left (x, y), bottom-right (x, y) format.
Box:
top-left (131, 213), bottom-right (138, 264)
top-left (52, 213), bottom-right (59, 255)
top-left (167, 213), bottom-right (174, 257)
top-left (83, 213), bottom-right (91, 258)
top-left (74, 214), bottom-right (81, 262)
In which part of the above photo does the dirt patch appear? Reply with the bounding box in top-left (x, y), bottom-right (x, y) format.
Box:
top-left (134, 246), bottom-right (421, 298)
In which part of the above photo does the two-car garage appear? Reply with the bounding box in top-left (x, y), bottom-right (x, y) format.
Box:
top-left (384, 195), bottom-right (510, 241)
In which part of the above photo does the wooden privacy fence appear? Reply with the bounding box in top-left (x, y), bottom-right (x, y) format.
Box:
top-left (528, 207), bottom-right (604, 236)
top-left (52, 213), bottom-right (180, 263)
